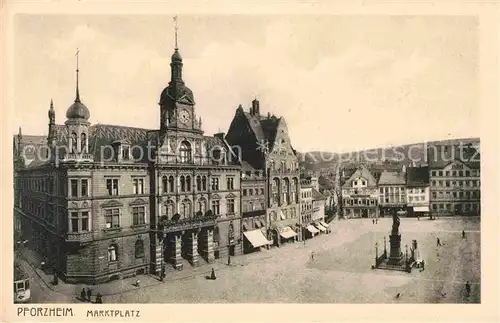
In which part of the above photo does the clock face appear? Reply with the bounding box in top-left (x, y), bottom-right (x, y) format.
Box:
top-left (178, 110), bottom-right (190, 124)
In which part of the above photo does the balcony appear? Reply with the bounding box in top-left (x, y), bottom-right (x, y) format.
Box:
top-left (156, 155), bottom-right (237, 167)
top-left (157, 214), bottom-right (217, 233)
top-left (65, 231), bottom-right (93, 242)
top-left (64, 153), bottom-right (94, 162)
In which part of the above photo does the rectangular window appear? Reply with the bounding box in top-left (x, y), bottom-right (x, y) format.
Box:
top-left (465, 170), bottom-right (470, 176)
top-left (105, 208), bottom-right (120, 228)
top-left (446, 171), bottom-right (450, 176)
top-left (438, 171), bottom-right (443, 176)
top-left (211, 200), bottom-right (220, 215)
top-left (243, 189), bottom-right (247, 196)
top-left (122, 145), bottom-right (130, 160)
top-left (227, 199), bottom-right (235, 214)
top-left (106, 179), bottom-right (119, 196)
top-left (132, 206), bottom-right (146, 226)
top-left (81, 211), bottom-right (89, 231)
top-left (70, 212), bottom-right (79, 232)
top-left (108, 246), bottom-right (117, 262)
top-left (81, 179), bottom-right (88, 197)
top-left (133, 178), bottom-right (144, 195)
top-left (446, 181), bottom-right (450, 187)
top-left (211, 178), bottom-right (219, 190)
top-left (226, 177), bottom-right (234, 190)
top-left (431, 171), bottom-right (436, 176)
top-left (70, 179), bottom-right (78, 197)
top-left (458, 171), bottom-right (463, 177)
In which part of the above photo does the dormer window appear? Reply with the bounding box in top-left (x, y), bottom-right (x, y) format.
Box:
top-left (122, 145), bottom-right (130, 160)
top-left (112, 139), bottom-right (131, 163)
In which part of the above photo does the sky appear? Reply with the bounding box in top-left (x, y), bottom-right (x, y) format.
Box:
top-left (13, 15), bottom-right (479, 153)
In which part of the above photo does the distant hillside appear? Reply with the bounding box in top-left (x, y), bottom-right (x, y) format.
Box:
top-left (298, 137), bottom-right (480, 171)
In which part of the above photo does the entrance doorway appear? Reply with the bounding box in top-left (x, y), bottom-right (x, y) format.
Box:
top-left (362, 209), bottom-right (368, 218)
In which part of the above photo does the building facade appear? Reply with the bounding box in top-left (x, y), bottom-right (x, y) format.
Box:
top-left (378, 170), bottom-right (407, 217)
top-left (341, 166), bottom-right (379, 218)
top-left (240, 161), bottom-right (270, 253)
top-left (405, 166), bottom-right (430, 217)
top-left (428, 145), bottom-right (480, 217)
top-left (226, 100), bottom-right (301, 246)
top-left (14, 44), bottom-right (242, 283)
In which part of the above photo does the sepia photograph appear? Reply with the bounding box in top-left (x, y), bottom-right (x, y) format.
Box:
top-left (3, 3), bottom-right (499, 320)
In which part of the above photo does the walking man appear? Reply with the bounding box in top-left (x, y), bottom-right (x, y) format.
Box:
top-left (462, 230), bottom-right (466, 239)
top-left (311, 252), bottom-right (314, 261)
top-left (436, 238), bottom-right (441, 246)
top-left (95, 292), bottom-right (103, 304)
top-left (80, 288), bottom-right (86, 302)
top-left (465, 281), bottom-right (471, 297)
top-left (86, 288), bottom-right (92, 303)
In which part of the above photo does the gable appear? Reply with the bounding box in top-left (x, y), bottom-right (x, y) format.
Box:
top-left (443, 160), bottom-right (470, 171)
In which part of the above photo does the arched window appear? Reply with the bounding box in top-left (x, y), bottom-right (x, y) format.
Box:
top-left (283, 178), bottom-right (290, 204)
top-left (272, 178), bottom-right (280, 205)
top-left (197, 198), bottom-right (207, 214)
top-left (186, 176), bottom-right (191, 192)
top-left (71, 132), bottom-right (77, 153)
top-left (108, 244), bottom-right (118, 262)
top-left (196, 176), bottom-right (202, 191)
top-left (162, 176), bottom-right (168, 193)
top-left (293, 178), bottom-right (299, 203)
top-left (179, 141), bottom-right (192, 163)
top-left (81, 133), bottom-right (87, 153)
top-left (202, 176), bottom-right (207, 191)
top-left (135, 240), bottom-right (144, 258)
top-left (168, 176), bottom-right (174, 192)
top-left (242, 202), bottom-right (247, 212)
top-left (180, 176), bottom-right (185, 192)
top-left (166, 200), bottom-right (175, 218)
top-left (181, 199), bottom-right (191, 219)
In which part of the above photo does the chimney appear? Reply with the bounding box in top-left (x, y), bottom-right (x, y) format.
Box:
top-left (252, 98), bottom-right (260, 116)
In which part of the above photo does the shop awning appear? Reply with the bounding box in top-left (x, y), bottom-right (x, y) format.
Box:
top-left (242, 223), bottom-right (249, 231)
top-left (254, 221), bottom-right (261, 228)
top-left (279, 227), bottom-right (297, 239)
top-left (243, 230), bottom-right (271, 248)
top-left (306, 225), bottom-right (320, 234)
top-left (414, 206), bottom-right (430, 212)
top-left (280, 210), bottom-right (286, 220)
top-left (314, 223), bottom-right (327, 232)
top-left (319, 221), bottom-right (329, 228)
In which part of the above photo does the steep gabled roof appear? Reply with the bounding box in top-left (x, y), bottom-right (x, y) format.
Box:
top-left (378, 170), bottom-right (406, 185)
top-left (342, 166), bottom-right (377, 188)
top-left (427, 144), bottom-right (480, 169)
top-left (312, 188), bottom-right (326, 201)
top-left (406, 166), bottom-right (429, 187)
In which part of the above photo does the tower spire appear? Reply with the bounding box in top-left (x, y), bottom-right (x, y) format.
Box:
top-left (75, 48), bottom-right (80, 103)
top-left (173, 15), bottom-right (178, 50)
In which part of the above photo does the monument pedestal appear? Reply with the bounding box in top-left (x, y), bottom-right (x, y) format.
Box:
top-left (387, 233), bottom-right (403, 265)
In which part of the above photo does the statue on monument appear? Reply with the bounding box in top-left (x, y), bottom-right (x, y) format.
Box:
top-left (391, 213), bottom-right (400, 234)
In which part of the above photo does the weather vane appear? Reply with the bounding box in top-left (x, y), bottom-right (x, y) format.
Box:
top-left (173, 16), bottom-right (178, 49)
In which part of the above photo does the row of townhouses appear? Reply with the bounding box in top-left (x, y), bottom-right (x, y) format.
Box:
top-left (13, 43), bottom-right (328, 284)
top-left (340, 146), bottom-right (480, 218)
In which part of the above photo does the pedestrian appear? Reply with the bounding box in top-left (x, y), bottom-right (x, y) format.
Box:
top-left (210, 268), bottom-right (217, 280)
top-left (462, 230), bottom-right (466, 239)
top-left (465, 281), bottom-right (471, 297)
top-left (372, 219), bottom-right (375, 224)
top-left (135, 279), bottom-right (140, 287)
top-left (437, 238), bottom-right (441, 246)
top-left (96, 292), bottom-right (102, 304)
top-left (80, 288), bottom-right (86, 302)
top-left (311, 252), bottom-right (314, 261)
top-left (417, 216), bottom-right (420, 221)
top-left (86, 288), bottom-right (92, 303)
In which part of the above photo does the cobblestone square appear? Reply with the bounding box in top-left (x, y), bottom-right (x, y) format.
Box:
top-left (24, 217), bottom-right (479, 304)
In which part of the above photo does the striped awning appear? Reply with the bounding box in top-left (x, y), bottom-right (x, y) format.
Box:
top-left (319, 221), bottom-right (329, 228)
top-left (244, 230), bottom-right (271, 248)
top-left (314, 223), bottom-right (327, 232)
top-left (279, 227), bottom-right (297, 239)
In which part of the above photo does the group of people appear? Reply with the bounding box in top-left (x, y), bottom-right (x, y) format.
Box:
top-left (372, 219), bottom-right (379, 224)
top-left (80, 287), bottom-right (102, 303)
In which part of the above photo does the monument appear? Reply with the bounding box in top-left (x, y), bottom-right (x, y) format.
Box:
top-left (387, 213), bottom-right (403, 265)
top-left (373, 212), bottom-right (415, 272)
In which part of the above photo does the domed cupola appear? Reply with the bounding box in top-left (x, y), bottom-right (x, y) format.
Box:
top-left (66, 53), bottom-right (90, 121)
top-left (171, 48), bottom-right (182, 62)
top-left (64, 49), bottom-right (93, 162)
